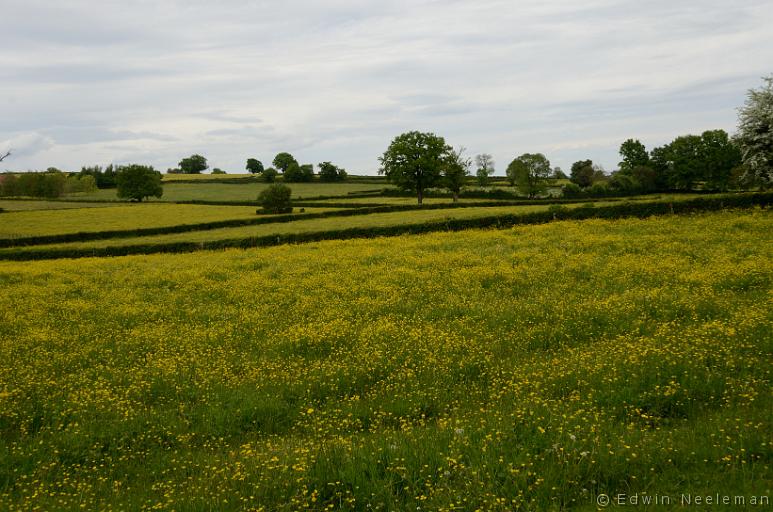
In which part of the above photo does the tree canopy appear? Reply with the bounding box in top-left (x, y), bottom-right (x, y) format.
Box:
top-left (178, 154), bottom-right (208, 174)
top-left (444, 147), bottom-right (471, 202)
top-left (735, 76), bottom-right (773, 187)
top-left (246, 158), bottom-right (264, 174)
top-left (272, 152), bottom-right (298, 174)
top-left (318, 161), bottom-right (347, 182)
top-left (475, 153), bottom-right (495, 186)
top-left (379, 131), bottom-right (451, 204)
top-left (116, 164), bottom-right (163, 202)
top-left (507, 153), bottom-right (551, 198)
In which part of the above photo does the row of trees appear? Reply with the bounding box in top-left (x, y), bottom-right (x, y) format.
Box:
top-left (0, 170), bottom-right (97, 198)
top-left (246, 153), bottom-right (348, 183)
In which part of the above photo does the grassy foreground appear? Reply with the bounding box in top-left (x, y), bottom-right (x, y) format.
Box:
top-left (0, 210), bottom-right (771, 510)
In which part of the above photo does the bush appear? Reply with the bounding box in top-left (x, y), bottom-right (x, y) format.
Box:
top-left (258, 184), bottom-right (293, 214)
top-left (262, 168), bottom-right (278, 183)
top-left (562, 182), bottom-right (583, 198)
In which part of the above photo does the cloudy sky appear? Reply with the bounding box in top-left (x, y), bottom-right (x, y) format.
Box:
top-left (2, 0), bottom-right (772, 175)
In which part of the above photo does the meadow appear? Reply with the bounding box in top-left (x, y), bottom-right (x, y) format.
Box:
top-left (0, 204), bottom-right (336, 240)
top-left (0, 202), bottom-right (615, 256)
top-left (65, 181), bottom-right (392, 202)
top-left (0, 210), bottom-right (770, 511)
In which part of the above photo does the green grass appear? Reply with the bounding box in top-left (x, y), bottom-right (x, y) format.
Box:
top-left (0, 200), bottom-right (118, 211)
top-left (0, 203), bottom-right (589, 254)
top-left (66, 181), bottom-right (393, 202)
top-left (0, 204), bottom-right (337, 239)
top-left (0, 210), bottom-right (770, 510)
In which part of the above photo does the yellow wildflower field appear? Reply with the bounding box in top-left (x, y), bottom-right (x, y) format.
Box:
top-left (0, 210), bottom-right (770, 510)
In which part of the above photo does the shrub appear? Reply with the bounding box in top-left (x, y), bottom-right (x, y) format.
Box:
top-left (262, 168), bottom-right (278, 183)
top-left (258, 184), bottom-right (293, 214)
top-left (562, 182), bottom-right (583, 198)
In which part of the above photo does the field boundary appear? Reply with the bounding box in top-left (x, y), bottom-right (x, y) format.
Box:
top-left (1, 193), bottom-right (769, 261)
top-left (0, 197), bottom-right (667, 247)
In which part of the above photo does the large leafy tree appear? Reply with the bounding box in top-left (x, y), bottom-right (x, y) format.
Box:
top-left (272, 152), bottom-right (298, 174)
top-left (318, 161), bottom-right (347, 182)
top-left (178, 154), bottom-right (208, 174)
top-left (116, 164), bottom-right (163, 202)
top-left (507, 153), bottom-right (551, 198)
top-left (735, 76), bottom-right (773, 187)
top-left (569, 159), bottom-right (595, 188)
top-left (246, 158), bottom-right (264, 174)
top-left (379, 131), bottom-right (451, 204)
top-left (700, 129), bottom-right (741, 190)
top-left (618, 139), bottom-right (650, 172)
top-left (444, 146), bottom-right (471, 202)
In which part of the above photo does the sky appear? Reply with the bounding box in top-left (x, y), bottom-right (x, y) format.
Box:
top-left (2, 0), bottom-right (772, 175)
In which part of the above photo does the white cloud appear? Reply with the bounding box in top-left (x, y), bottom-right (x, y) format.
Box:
top-left (1, 0), bottom-right (772, 173)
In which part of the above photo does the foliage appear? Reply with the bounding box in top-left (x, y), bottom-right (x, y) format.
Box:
top-left (79, 164), bottom-right (117, 188)
top-left (178, 154), bottom-right (209, 174)
top-left (257, 183), bottom-right (293, 213)
top-left (570, 159), bottom-right (595, 187)
top-left (0, 170), bottom-right (67, 198)
top-left (651, 130), bottom-right (741, 190)
top-left (561, 182), bottom-right (583, 198)
top-left (246, 158), bottom-right (264, 174)
top-left (618, 139), bottom-right (650, 172)
top-left (443, 147), bottom-right (471, 201)
top-left (64, 174), bottom-right (97, 194)
top-left (283, 162), bottom-right (314, 183)
top-left (261, 167), bottom-right (278, 183)
top-left (506, 153), bottom-right (551, 198)
top-left (318, 161), bottom-right (348, 182)
top-left (735, 75), bottom-right (773, 187)
top-left (115, 164), bottom-right (163, 202)
top-left (272, 152), bottom-right (298, 173)
top-left (0, 210), bottom-right (770, 510)
top-left (211, 168), bottom-right (226, 175)
top-left (475, 154), bottom-right (495, 186)
top-left (379, 131), bottom-right (451, 204)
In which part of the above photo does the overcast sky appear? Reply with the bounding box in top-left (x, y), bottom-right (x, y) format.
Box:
top-left (2, 0), bottom-right (772, 175)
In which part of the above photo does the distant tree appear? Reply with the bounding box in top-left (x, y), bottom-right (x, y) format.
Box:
top-left (506, 153), bottom-right (551, 198)
top-left (734, 76), bottom-right (773, 187)
top-left (379, 131), bottom-right (450, 204)
top-left (700, 129), bottom-right (741, 190)
top-left (246, 158), bottom-right (264, 174)
top-left (178, 154), bottom-right (208, 174)
top-left (283, 162), bottom-right (313, 182)
top-left (570, 160), bottom-right (595, 188)
top-left (475, 153), bottom-right (495, 186)
top-left (318, 161), bottom-right (347, 182)
top-left (618, 139), bottom-right (650, 173)
top-left (262, 167), bottom-right (278, 183)
top-left (116, 164), bottom-right (163, 202)
top-left (0, 150), bottom-right (10, 162)
top-left (272, 152), bottom-right (298, 174)
top-left (444, 146), bottom-right (472, 202)
top-left (80, 165), bottom-right (117, 188)
top-left (562, 182), bottom-right (583, 198)
top-left (552, 167), bottom-right (568, 180)
top-left (211, 168), bottom-right (226, 174)
top-left (258, 183), bottom-right (293, 214)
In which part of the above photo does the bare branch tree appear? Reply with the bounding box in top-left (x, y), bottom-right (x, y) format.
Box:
top-left (0, 150), bottom-right (10, 162)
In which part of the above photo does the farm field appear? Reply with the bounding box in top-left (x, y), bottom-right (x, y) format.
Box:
top-left (0, 204), bottom-right (337, 240)
top-left (0, 210), bottom-right (770, 510)
top-left (0, 203), bottom-right (601, 255)
top-left (0, 200), bottom-right (118, 211)
top-left (65, 182), bottom-right (393, 202)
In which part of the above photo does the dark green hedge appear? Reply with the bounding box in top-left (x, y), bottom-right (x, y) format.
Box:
top-left (1, 193), bottom-right (769, 261)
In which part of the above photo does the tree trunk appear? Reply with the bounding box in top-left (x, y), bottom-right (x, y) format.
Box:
top-left (417, 188), bottom-right (423, 205)
top-left (453, 192), bottom-right (458, 203)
